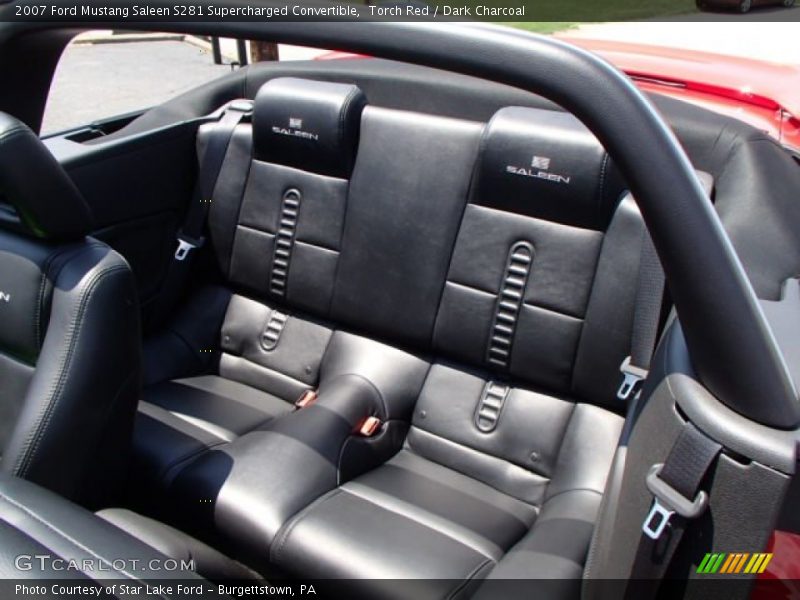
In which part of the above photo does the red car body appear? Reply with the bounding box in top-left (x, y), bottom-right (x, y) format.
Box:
top-left (317, 38), bottom-right (800, 156)
top-left (560, 37), bottom-right (800, 156)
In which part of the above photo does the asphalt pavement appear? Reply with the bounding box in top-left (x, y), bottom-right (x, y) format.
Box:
top-left (42, 37), bottom-right (326, 134)
top-left (42, 39), bottom-right (232, 133)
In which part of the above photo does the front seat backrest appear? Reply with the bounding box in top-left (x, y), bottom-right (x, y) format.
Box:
top-left (0, 112), bottom-right (141, 508)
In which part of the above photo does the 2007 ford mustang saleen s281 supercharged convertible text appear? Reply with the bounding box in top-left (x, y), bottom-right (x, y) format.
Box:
top-left (0, 7), bottom-right (799, 600)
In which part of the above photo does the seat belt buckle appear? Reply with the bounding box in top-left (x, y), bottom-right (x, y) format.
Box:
top-left (357, 416), bottom-right (382, 437)
top-left (642, 498), bottom-right (675, 541)
top-left (295, 390), bottom-right (317, 410)
top-left (642, 464), bottom-right (709, 540)
top-left (175, 232), bottom-right (205, 262)
top-left (617, 356), bottom-right (648, 401)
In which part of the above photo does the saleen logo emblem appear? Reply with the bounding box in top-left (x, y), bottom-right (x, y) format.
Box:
top-left (506, 155), bottom-right (571, 185)
top-left (0, 291), bottom-right (10, 303)
top-left (272, 117), bottom-right (319, 141)
top-left (531, 155), bottom-right (551, 170)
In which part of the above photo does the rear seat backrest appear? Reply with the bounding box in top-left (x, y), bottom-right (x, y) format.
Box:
top-left (330, 107), bottom-right (484, 348)
top-left (209, 77), bottom-right (366, 317)
top-left (434, 107), bottom-right (644, 406)
top-left (202, 78), bottom-right (366, 400)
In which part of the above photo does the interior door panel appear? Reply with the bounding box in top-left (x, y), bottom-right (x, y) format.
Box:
top-left (44, 120), bottom-right (199, 320)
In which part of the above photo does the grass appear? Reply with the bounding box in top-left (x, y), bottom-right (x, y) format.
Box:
top-left (502, 22), bottom-right (580, 34)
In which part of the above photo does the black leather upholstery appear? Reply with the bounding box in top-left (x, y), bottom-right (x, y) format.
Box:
top-left (473, 107), bottom-right (623, 230)
top-left (253, 77), bottom-right (366, 179)
top-left (97, 508), bottom-right (260, 581)
top-left (329, 107), bottom-right (482, 347)
top-left (0, 112), bottom-right (94, 240)
top-left (0, 113), bottom-right (140, 508)
top-left (0, 473), bottom-right (252, 588)
top-left (132, 79), bottom-right (653, 595)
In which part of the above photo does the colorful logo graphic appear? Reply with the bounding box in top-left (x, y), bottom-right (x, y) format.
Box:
top-left (697, 552), bottom-right (773, 575)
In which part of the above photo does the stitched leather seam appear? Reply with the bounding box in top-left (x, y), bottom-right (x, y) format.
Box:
top-left (407, 425), bottom-right (550, 492)
top-left (34, 244), bottom-right (79, 353)
top-left (334, 372), bottom-right (387, 420)
top-left (161, 440), bottom-right (228, 486)
top-left (445, 279), bottom-right (587, 322)
top-left (14, 263), bottom-right (129, 477)
top-left (542, 486), bottom-right (603, 505)
top-left (0, 348), bottom-right (36, 367)
top-left (342, 486), bottom-right (499, 561)
top-left (0, 490), bottom-right (166, 592)
top-left (235, 223), bottom-right (343, 256)
top-left (0, 127), bottom-right (28, 145)
top-left (293, 237), bottom-right (340, 255)
top-left (447, 558), bottom-right (494, 600)
top-left (337, 88), bottom-right (362, 176)
top-left (16, 263), bottom-right (128, 475)
top-left (220, 351), bottom-right (311, 389)
top-left (227, 131), bottom-right (254, 279)
top-left (545, 403), bottom-right (580, 501)
top-left (430, 133), bottom-right (483, 350)
top-left (597, 152), bottom-right (610, 216)
top-left (270, 488), bottom-right (344, 564)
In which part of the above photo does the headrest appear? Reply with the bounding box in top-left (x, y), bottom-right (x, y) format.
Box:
top-left (253, 77), bottom-right (367, 179)
top-left (472, 107), bottom-right (625, 230)
top-left (0, 112), bottom-right (94, 240)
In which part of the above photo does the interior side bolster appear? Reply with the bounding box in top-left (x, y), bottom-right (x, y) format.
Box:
top-left (2, 242), bottom-right (141, 508)
top-left (96, 508), bottom-right (262, 582)
top-left (546, 403), bottom-right (624, 501)
top-left (471, 489), bottom-right (602, 600)
top-left (0, 475), bottom-right (204, 583)
top-left (143, 285), bottom-right (232, 386)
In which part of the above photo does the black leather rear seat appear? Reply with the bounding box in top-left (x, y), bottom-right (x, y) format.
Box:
top-left (132, 78), bottom-right (650, 593)
top-left (264, 108), bottom-right (640, 594)
top-left (134, 78), bottom-right (367, 495)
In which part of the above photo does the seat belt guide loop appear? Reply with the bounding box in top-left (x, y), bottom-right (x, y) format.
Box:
top-left (226, 99), bottom-right (255, 116)
top-left (642, 463), bottom-right (709, 540)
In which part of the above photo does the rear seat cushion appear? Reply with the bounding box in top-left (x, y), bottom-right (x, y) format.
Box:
top-left (271, 396), bottom-right (622, 591)
top-left (132, 376), bottom-right (295, 499)
top-left (144, 376), bottom-right (292, 442)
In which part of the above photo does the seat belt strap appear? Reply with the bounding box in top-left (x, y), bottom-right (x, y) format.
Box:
top-left (642, 422), bottom-right (721, 541)
top-left (617, 171), bottom-right (714, 403)
top-left (618, 230), bottom-right (665, 401)
top-left (624, 422), bottom-right (721, 598)
top-left (150, 100), bottom-right (252, 328)
top-left (175, 99), bottom-right (254, 261)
